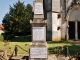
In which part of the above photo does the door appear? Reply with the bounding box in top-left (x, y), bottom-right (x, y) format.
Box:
top-left (69, 22), bottom-right (80, 40)
top-left (78, 22), bottom-right (80, 39)
top-left (69, 22), bottom-right (75, 39)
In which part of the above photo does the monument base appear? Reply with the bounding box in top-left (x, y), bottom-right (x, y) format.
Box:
top-left (29, 41), bottom-right (48, 60)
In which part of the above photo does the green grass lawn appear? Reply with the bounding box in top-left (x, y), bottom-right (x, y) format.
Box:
top-left (47, 41), bottom-right (80, 55)
top-left (0, 42), bottom-right (30, 54)
top-left (0, 35), bottom-right (31, 55)
top-left (0, 36), bottom-right (80, 56)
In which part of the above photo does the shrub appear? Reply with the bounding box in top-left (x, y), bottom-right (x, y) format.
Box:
top-left (0, 35), bottom-right (4, 41)
top-left (1, 33), bottom-right (15, 40)
top-left (8, 34), bottom-right (15, 39)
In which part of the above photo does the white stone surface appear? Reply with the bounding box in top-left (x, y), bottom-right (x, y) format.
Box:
top-left (52, 13), bottom-right (61, 41)
top-left (69, 10), bottom-right (80, 21)
top-left (32, 27), bottom-right (45, 41)
top-left (52, 13), bottom-right (59, 31)
top-left (30, 48), bottom-right (47, 58)
top-left (52, 0), bottom-right (60, 12)
top-left (66, 0), bottom-right (73, 10)
top-left (34, 2), bottom-right (43, 14)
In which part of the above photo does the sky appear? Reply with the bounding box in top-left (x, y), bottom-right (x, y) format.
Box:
top-left (0, 0), bottom-right (34, 24)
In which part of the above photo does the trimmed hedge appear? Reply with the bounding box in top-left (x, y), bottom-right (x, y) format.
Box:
top-left (2, 33), bottom-right (15, 40)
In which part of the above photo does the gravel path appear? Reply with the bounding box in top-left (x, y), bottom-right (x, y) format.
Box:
top-left (48, 55), bottom-right (70, 60)
top-left (68, 40), bottom-right (80, 46)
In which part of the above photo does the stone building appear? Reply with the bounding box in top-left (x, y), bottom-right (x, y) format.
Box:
top-left (43, 0), bottom-right (80, 41)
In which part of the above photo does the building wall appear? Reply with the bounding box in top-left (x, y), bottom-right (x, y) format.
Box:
top-left (47, 12), bottom-right (52, 40)
top-left (52, 0), bottom-right (60, 12)
top-left (45, 0), bottom-right (73, 41)
top-left (46, 0), bottom-right (62, 41)
top-left (66, 0), bottom-right (73, 10)
top-left (47, 12), bottom-right (62, 41)
top-left (69, 10), bottom-right (80, 21)
top-left (43, 0), bottom-right (51, 11)
top-left (61, 0), bottom-right (67, 40)
top-left (47, 0), bottom-right (52, 11)
top-left (52, 13), bottom-right (61, 41)
top-left (52, 0), bottom-right (61, 41)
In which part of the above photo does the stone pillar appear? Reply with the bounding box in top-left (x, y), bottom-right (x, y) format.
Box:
top-left (61, 0), bottom-right (67, 40)
top-left (75, 20), bottom-right (78, 40)
top-left (75, 16), bottom-right (78, 40)
top-left (29, 0), bottom-right (48, 60)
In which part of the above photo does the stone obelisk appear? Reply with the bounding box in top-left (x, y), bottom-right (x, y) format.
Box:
top-left (29, 0), bottom-right (48, 60)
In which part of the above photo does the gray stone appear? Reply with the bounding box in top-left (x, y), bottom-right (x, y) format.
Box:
top-left (29, 0), bottom-right (48, 60)
top-left (32, 27), bottom-right (45, 41)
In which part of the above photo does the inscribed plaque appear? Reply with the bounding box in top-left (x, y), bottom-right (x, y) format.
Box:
top-left (34, 2), bottom-right (43, 14)
top-left (32, 27), bottom-right (45, 41)
top-left (30, 48), bottom-right (47, 58)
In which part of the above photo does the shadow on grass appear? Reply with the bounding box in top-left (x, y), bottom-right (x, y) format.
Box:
top-left (48, 45), bottom-right (80, 55)
top-left (68, 46), bottom-right (80, 55)
top-left (47, 41), bottom-right (80, 55)
top-left (10, 35), bottom-right (32, 42)
top-left (48, 47), bottom-right (55, 54)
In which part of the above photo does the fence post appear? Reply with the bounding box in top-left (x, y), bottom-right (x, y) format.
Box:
top-left (77, 51), bottom-right (80, 60)
top-left (64, 45), bottom-right (69, 57)
top-left (14, 45), bottom-right (18, 57)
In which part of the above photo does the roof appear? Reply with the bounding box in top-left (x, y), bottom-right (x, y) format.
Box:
top-left (0, 25), bottom-right (4, 30)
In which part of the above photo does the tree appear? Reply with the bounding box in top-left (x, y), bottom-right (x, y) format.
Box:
top-left (21, 4), bottom-right (32, 37)
top-left (2, 1), bottom-right (32, 36)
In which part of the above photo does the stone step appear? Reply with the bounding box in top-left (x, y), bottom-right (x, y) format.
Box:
top-left (10, 57), bottom-right (21, 60)
top-left (10, 56), bottom-right (29, 60)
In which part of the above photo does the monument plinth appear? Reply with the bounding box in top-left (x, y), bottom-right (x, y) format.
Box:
top-left (29, 0), bottom-right (48, 60)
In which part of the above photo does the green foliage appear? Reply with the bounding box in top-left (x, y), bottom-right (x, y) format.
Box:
top-left (0, 35), bottom-right (4, 41)
top-left (2, 1), bottom-right (32, 35)
top-left (10, 35), bottom-right (31, 42)
top-left (6, 34), bottom-right (15, 40)
top-left (2, 33), bottom-right (15, 40)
